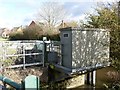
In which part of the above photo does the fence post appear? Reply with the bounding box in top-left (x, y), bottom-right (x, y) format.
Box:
top-left (1, 42), bottom-right (6, 69)
top-left (2, 42), bottom-right (5, 64)
top-left (23, 44), bottom-right (26, 69)
top-left (42, 41), bottom-right (47, 67)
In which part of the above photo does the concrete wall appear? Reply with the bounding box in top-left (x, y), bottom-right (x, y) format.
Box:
top-left (66, 75), bottom-right (85, 89)
top-left (60, 28), bottom-right (72, 69)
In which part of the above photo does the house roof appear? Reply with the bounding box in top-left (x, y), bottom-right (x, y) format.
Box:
top-left (28, 21), bottom-right (44, 28)
top-left (29, 21), bottom-right (36, 27)
top-left (11, 27), bottom-right (20, 32)
top-left (11, 26), bottom-right (24, 32)
top-left (1, 28), bottom-right (10, 37)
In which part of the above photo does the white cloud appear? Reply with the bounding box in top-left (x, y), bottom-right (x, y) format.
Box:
top-left (93, 0), bottom-right (119, 2)
top-left (65, 13), bottom-right (86, 22)
top-left (0, 0), bottom-right (39, 29)
top-left (0, 0), bottom-right (116, 29)
top-left (23, 0), bottom-right (42, 8)
top-left (39, 0), bottom-right (118, 2)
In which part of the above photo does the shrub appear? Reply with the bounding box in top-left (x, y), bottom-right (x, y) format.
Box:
top-left (9, 32), bottom-right (24, 40)
top-left (39, 34), bottom-right (60, 41)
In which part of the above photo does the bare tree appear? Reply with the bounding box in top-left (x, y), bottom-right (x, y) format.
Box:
top-left (37, 2), bottom-right (66, 34)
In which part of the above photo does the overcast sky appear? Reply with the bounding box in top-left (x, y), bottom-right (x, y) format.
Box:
top-left (0, 0), bottom-right (117, 29)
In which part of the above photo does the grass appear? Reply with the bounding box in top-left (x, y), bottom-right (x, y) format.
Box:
top-left (0, 37), bottom-right (8, 41)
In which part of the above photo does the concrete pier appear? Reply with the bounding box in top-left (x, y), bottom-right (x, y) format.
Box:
top-left (86, 71), bottom-right (96, 86)
top-left (92, 71), bottom-right (96, 86)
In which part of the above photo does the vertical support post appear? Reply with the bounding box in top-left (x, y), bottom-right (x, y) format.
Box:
top-left (2, 42), bottom-right (6, 73)
top-left (1, 42), bottom-right (4, 76)
top-left (42, 41), bottom-right (47, 67)
top-left (2, 42), bottom-right (5, 64)
top-left (4, 43), bottom-right (6, 61)
top-left (91, 71), bottom-right (93, 85)
top-left (59, 44), bottom-right (62, 65)
top-left (23, 44), bottom-right (26, 69)
top-left (61, 44), bottom-right (64, 66)
top-left (118, 1), bottom-right (120, 25)
top-left (42, 42), bottom-right (45, 67)
top-left (89, 70), bottom-right (96, 86)
top-left (86, 73), bottom-right (90, 85)
top-left (92, 70), bottom-right (96, 86)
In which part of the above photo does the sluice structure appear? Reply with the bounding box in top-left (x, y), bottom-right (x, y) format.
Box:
top-left (47, 27), bottom-right (110, 87)
top-left (0, 27), bottom-right (110, 89)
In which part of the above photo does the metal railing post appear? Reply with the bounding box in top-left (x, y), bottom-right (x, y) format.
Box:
top-left (42, 41), bottom-right (47, 67)
top-left (42, 41), bottom-right (45, 67)
top-left (23, 44), bottom-right (26, 69)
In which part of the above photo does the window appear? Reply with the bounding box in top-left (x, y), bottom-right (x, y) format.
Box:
top-left (63, 33), bottom-right (69, 38)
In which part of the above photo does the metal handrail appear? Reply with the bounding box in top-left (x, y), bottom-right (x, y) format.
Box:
top-left (0, 76), bottom-right (21, 90)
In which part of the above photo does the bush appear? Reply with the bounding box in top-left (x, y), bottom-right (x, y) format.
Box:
top-left (39, 34), bottom-right (60, 41)
top-left (22, 26), bottom-right (43, 40)
top-left (9, 32), bottom-right (24, 40)
top-left (9, 31), bottom-right (60, 41)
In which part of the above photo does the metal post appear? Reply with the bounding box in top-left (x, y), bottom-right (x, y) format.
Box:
top-left (23, 44), bottom-right (26, 69)
top-left (42, 42), bottom-right (45, 67)
top-left (2, 42), bottom-right (5, 63)
top-left (1, 42), bottom-right (6, 69)
top-left (61, 44), bottom-right (64, 66)
top-left (42, 41), bottom-right (47, 67)
top-left (118, 1), bottom-right (120, 25)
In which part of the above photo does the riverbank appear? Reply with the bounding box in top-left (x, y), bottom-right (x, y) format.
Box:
top-left (0, 66), bottom-right (119, 89)
top-left (72, 66), bottom-right (119, 89)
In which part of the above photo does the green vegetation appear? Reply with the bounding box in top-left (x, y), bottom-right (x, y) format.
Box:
top-left (0, 37), bottom-right (8, 41)
top-left (0, 46), bottom-right (17, 66)
top-left (9, 32), bottom-right (60, 41)
top-left (82, 2), bottom-right (120, 89)
top-left (22, 25), bottom-right (43, 40)
top-left (9, 32), bottom-right (24, 40)
top-left (83, 2), bottom-right (120, 70)
top-left (2, 1), bottom-right (120, 89)
top-left (9, 25), bottom-right (60, 41)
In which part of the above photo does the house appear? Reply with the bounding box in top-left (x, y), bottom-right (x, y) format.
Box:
top-left (27, 21), bottom-right (44, 34)
top-left (16, 26), bottom-right (23, 33)
top-left (28, 21), bottom-right (44, 28)
top-left (1, 28), bottom-right (10, 38)
top-left (29, 21), bottom-right (36, 27)
top-left (11, 26), bottom-right (23, 33)
top-left (0, 28), bottom-right (4, 37)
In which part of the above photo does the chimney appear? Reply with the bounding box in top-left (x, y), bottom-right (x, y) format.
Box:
top-left (62, 20), bottom-right (64, 28)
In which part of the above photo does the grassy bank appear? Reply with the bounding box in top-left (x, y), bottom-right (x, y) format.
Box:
top-left (0, 37), bottom-right (8, 41)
